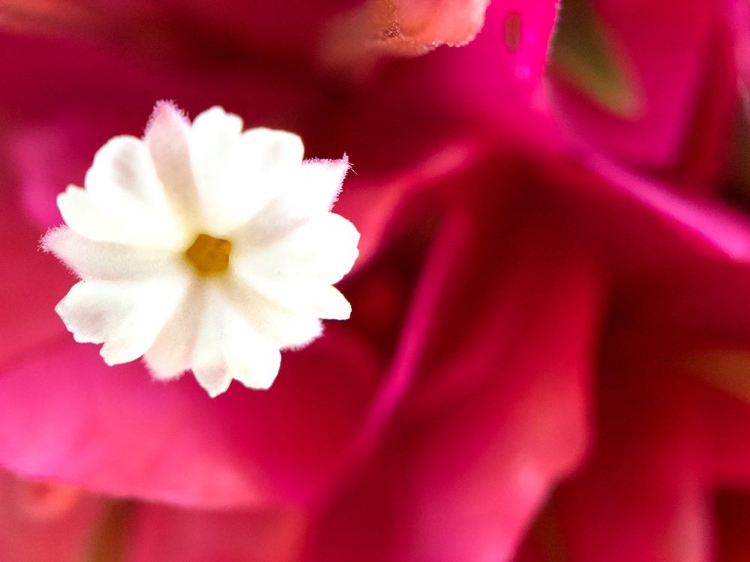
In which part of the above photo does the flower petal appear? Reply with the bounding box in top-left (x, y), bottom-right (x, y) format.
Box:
top-left (144, 101), bottom-right (201, 225)
top-left (295, 159), bottom-right (349, 212)
top-left (235, 277), bottom-right (352, 321)
top-left (224, 277), bottom-right (323, 348)
top-left (188, 106), bottom-right (244, 229)
top-left (236, 158), bottom-right (350, 242)
top-left (189, 107), bottom-right (244, 192)
top-left (234, 213), bottom-right (360, 285)
top-left (144, 283), bottom-right (204, 381)
top-left (190, 285), bottom-right (282, 397)
top-left (84, 136), bottom-right (177, 223)
top-left (56, 185), bottom-right (173, 249)
top-left (56, 274), bottom-right (190, 365)
top-left (43, 227), bottom-right (182, 281)
top-left (186, 120), bottom-right (307, 234)
top-left (237, 127), bottom-right (304, 175)
top-left (217, 127), bottom-right (307, 232)
top-left (57, 135), bottom-right (188, 248)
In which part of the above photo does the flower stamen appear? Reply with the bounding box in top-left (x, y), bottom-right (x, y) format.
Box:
top-left (185, 233), bottom-right (232, 275)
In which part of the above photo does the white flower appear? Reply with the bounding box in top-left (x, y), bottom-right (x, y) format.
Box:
top-left (43, 102), bottom-right (360, 397)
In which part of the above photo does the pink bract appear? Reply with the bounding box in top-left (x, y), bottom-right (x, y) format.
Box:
top-left (549, 0), bottom-right (738, 191)
top-left (3, 0), bottom-right (750, 560)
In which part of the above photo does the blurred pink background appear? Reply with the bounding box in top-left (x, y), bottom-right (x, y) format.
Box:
top-left (3, 0), bottom-right (750, 560)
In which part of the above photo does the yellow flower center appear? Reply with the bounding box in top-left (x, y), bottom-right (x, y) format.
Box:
top-left (185, 233), bottom-right (232, 275)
